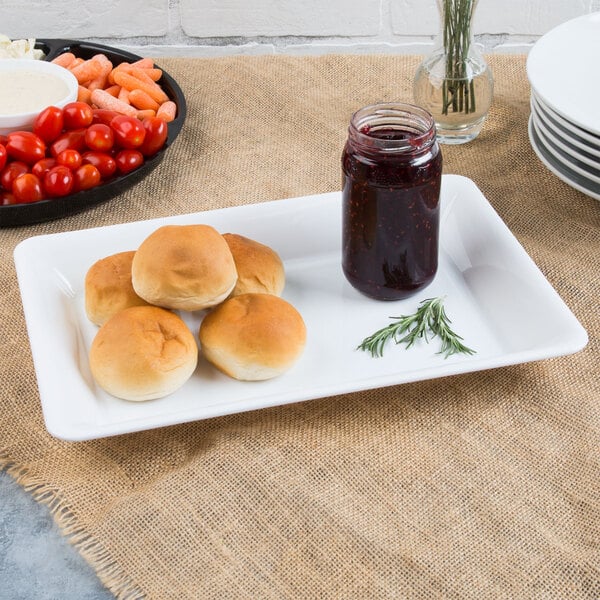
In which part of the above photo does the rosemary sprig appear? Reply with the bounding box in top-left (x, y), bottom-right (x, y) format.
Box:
top-left (357, 296), bottom-right (476, 359)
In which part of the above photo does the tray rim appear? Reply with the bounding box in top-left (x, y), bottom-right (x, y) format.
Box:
top-left (14, 175), bottom-right (589, 441)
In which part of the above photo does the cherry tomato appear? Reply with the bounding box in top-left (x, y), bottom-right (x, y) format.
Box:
top-left (32, 157), bottom-right (58, 179)
top-left (62, 101), bottom-right (93, 130)
top-left (12, 173), bottom-right (43, 203)
top-left (115, 149), bottom-right (144, 174)
top-left (84, 124), bottom-right (114, 152)
top-left (0, 143), bottom-right (6, 171)
top-left (139, 117), bottom-right (168, 157)
top-left (44, 166), bottom-right (74, 198)
top-left (32, 106), bottom-right (64, 143)
top-left (111, 115), bottom-right (146, 149)
top-left (82, 151), bottom-right (117, 179)
top-left (0, 135), bottom-right (7, 146)
top-left (0, 191), bottom-right (16, 205)
top-left (5, 132), bottom-right (46, 164)
top-left (50, 129), bottom-right (87, 157)
top-left (1, 161), bottom-right (29, 191)
top-left (92, 109), bottom-right (121, 126)
top-left (56, 149), bottom-right (82, 170)
top-left (73, 164), bottom-right (101, 191)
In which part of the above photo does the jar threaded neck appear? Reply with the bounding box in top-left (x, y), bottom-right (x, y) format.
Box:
top-left (348, 102), bottom-right (436, 155)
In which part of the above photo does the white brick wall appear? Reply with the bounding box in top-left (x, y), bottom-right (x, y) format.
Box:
top-left (180, 0), bottom-right (381, 37)
top-left (0, 0), bottom-right (598, 57)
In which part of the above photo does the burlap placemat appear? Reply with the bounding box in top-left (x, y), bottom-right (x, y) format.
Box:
top-left (1, 54), bottom-right (599, 599)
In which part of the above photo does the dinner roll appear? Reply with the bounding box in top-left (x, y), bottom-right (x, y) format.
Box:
top-left (223, 233), bottom-right (285, 297)
top-left (199, 293), bottom-right (306, 381)
top-left (89, 306), bottom-right (198, 401)
top-left (131, 224), bottom-right (237, 311)
top-left (85, 251), bottom-right (151, 326)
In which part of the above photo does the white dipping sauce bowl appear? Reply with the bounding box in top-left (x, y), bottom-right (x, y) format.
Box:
top-left (0, 59), bottom-right (78, 135)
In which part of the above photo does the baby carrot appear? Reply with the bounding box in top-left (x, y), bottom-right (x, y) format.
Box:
top-left (51, 52), bottom-right (76, 68)
top-left (131, 67), bottom-right (163, 82)
top-left (70, 58), bottom-right (103, 84)
top-left (87, 54), bottom-right (113, 91)
top-left (90, 89), bottom-right (138, 117)
top-left (130, 57), bottom-right (154, 69)
top-left (118, 86), bottom-right (130, 103)
top-left (128, 88), bottom-right (160, 111)
top-left (69, 57), bottom-right (85, 69)
top-left (136, 109), bottom-right (156, 120)
top-left (115, 65), bottom-right (162, 85)
top-left (92, 53), bottom-right (113, 68)
top-left (156, 101), bottom-right (177, 122)
top-left (77, 85), bottom-right (93, 104)
top-left (87, 76), bottom-right (107, 92)
top-left (104, 84), bottom-right (121, 97)
top-left (113, 70), bottom-right (169, 104)
top-left (123, 67), bottom-right (154, 85)
top-left (107, 61), bottom-right (129, 86)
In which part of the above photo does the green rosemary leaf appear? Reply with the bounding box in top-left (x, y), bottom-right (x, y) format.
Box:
top-left (357, 296), bottom-right (476, 359)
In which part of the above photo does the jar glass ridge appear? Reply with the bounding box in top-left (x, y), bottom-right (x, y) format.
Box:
top-left (341, 102), bottom-right (442, 301)
top-left (347, 103), bottom-right (437, 156)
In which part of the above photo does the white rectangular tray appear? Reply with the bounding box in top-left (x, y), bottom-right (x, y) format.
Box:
top-left (14, 175), bottom-right (588, 441)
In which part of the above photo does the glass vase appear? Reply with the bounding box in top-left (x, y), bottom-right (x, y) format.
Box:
top-left (413, 0), bottom-right (493, 144)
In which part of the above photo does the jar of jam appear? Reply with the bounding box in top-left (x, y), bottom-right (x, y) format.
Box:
top-left (341, 102), bottom-right (442, 300)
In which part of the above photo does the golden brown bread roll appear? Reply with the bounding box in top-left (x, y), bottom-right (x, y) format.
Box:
top-left (89, 306), bottom-right (198, 401)
top-left (222, 233), bottom-right (285, 297)
top-left (199, 293), bottom-right (306, 381)
top-left (131, 224), bottom-right (237, 311)
top-left (85, 251), bottom-right (151, 326)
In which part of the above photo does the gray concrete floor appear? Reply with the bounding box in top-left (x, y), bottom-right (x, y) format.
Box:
top-left (0, 470), bottom-right (113, 600)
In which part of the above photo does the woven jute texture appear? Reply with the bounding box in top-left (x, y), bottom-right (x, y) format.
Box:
top-left (1, 54), bottom-right (599, 599)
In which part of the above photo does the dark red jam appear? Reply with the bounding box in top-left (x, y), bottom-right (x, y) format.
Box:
top-left (341, 103), bottom-right (442, 300)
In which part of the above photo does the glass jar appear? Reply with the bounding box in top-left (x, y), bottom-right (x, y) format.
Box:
top-left (341, 102), bottom-right (442, 301)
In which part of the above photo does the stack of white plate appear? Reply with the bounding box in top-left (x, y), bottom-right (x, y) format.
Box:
top-left (526, 12), bottom-right (600, 201)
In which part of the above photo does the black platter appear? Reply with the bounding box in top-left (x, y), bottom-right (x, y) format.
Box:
top-left (0, 39), bottom-right (186, 227)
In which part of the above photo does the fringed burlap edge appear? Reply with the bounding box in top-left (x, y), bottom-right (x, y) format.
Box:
top-left (0, 450), bottom-right (144, 600)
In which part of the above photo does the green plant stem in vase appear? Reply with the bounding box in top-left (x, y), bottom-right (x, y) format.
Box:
top-left (414, 0), bottom-right (494, 144)
top-left (441, 0), bottom-right (477, 115)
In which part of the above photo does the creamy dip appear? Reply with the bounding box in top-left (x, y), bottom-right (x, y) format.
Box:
top-left (0, 71), bottom-right (70, 115)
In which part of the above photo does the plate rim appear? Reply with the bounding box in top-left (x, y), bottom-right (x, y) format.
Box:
top-left (531, 115), bottom-right (600, 185)
top-left (526, 12), bottom-right (600, 135)
top-left (528, 116), bottom-right (600, 201)
top-left (531, 108), bottom-right (600, 174)
top-left (531, 90), bottom-right (600, 149)
top-left (531, 96), bottom-right (600, 161)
